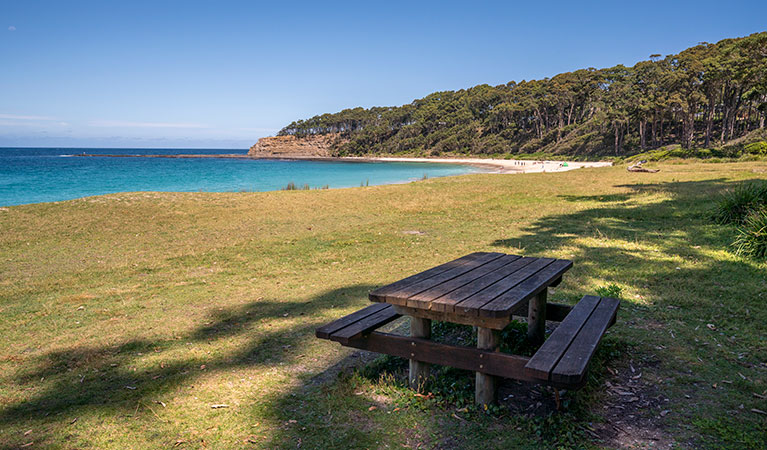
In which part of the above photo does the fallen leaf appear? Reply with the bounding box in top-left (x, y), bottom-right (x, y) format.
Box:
top-left (24, 430), bottom-right (32, 436)
top-left (210, 404), bottom-right (229, 409)
top-left (69, 418), bottom-right (78, 425)
top-left (368, 406), bottom-right (377, 411)
top-left (707, 323), bottom-right (717, 331)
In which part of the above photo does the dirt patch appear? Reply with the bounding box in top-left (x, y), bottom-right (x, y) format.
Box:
top-left (591, 361), bottom-right (680, 449)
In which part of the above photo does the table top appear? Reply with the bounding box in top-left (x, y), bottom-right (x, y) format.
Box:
top-left (369, 252), bottom-right (572, 319)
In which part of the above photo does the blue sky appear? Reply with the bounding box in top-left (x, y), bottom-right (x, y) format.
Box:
top-left (1, 1), bottom-right (765, 149)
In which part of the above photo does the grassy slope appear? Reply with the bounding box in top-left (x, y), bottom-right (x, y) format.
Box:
top-left (1, 162), bottom-right (766, 449)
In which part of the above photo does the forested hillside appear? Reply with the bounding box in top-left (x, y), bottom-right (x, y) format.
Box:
top-left (278, 32), bottom-right (767, 157)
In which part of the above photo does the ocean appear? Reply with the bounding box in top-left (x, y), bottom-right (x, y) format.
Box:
top-left (0, 148), bottom-right (484, 207)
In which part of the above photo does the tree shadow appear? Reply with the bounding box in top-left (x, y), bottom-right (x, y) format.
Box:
top-left (0, 284), bottom-right (376, 449)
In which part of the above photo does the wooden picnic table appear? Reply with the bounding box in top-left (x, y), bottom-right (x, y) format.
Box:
top-left (316, 252), bottom-right (619, 406)
top-left (368, 252), bottom-right (572, 404)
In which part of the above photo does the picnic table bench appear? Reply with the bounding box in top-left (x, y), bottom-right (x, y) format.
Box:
top-left (316, 252), bottom-right (619, 405)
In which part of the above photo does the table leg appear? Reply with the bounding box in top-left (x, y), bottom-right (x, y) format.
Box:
top-left (409, 317), bottom-right (431, 391)
top-left (475, 327), bottom-right (500, 405)
top-left (528, 288), bottom-right (547, 345)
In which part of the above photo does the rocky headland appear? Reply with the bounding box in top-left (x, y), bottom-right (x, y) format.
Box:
top-left (247, 134), bottom-right (345, 158)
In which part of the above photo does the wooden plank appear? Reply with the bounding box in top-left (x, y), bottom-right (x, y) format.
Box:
top-left (393, 305), bottom-right (511, 329)
top-left (345, 331), bottom-right (537, 382)
top-left (524, 295), bottom-right (601, 381)
top-left (315, 303), bottom-right (391, 339)
top-left (407, 255), bottom-right (520, 310)
top-left (479, 259), bottom-right (573, 318)
top-left (428, 256), bottom-right (538, 312)
top-left (453, 258), bottom-right (555, 316)
top-left (378, 252), bottom-right (506, 305)
top-left (328, 306), bottom-right (402, 344)
top-left (369, 252), bottom-right (491, 302)
top-left (551, 297), bottom-right (620, 385)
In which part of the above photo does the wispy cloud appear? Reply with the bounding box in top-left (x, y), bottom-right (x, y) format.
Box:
top-left (89, 120), bottom-right (209, 129)
top-left (0, 113), bottom-right (58, 121)
top-left (8, 26), bottom-right (16, 32)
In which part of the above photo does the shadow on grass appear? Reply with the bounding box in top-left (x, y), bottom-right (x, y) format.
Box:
top-left (0, 284), bottom-right (376, 449)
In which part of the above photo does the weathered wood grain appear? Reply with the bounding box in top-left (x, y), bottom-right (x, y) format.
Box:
top-left (550, 297), bottom-right (620, 385)
top-left (452, 258), bottom-right (555, 316)
top-left (315, 303), bottom-right (391, 339)
top-left (428, 256), bottom-right (538, 313)
top-left (377, 252), bottom-right (505, 305)
top-left (327, 305), bottom-right (402, 344)
top-left (479, 259), bottom-right (573, 318)
top-left (369, 252), bottom-right (490, 302)
top-left (344, 332), bottom-right (537, 382)
top-left (523, 295), bottom-right (601, 381)
top-left (406, 255), bottom-right (520, 310)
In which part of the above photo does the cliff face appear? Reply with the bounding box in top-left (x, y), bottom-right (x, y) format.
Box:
top-left (248, 134), bottom-right (344, 158)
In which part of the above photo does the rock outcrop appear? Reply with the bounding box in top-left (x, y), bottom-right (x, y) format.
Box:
top-left (248, 134), bottom-right (344, 158)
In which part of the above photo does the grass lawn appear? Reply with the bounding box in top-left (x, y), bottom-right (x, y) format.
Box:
top-left (1, 161), bottom-right (766, 449)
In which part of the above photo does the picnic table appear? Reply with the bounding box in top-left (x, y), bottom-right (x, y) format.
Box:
top-left (316, 252), bottom-right (619, 405)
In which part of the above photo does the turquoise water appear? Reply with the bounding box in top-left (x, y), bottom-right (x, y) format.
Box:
top-left (0, 148), bottom-right (484, 206)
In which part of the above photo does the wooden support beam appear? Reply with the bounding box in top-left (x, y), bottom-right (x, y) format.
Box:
top-left (393, 305), bottom-right (511, 330)
top-left (528, 288), bottom-right (547, 345)
top-left (476, 327), bottom-right (500, 405)
top-left (409, 317), bottom-right (431, 391)
top-left (344, 332), bottom-right (539, 383)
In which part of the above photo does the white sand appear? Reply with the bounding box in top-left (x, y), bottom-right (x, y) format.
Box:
top-left (358, 157), bottom-right (612, 174)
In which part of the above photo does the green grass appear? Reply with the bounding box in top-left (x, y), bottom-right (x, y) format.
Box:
top-left (1, 162), bottom-right (766, 448)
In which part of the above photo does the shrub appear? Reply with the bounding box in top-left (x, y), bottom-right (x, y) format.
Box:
top-left (595, 283), bottom-right (623, 299)
top-left (713, 182), bottom-right (767, 224)
top-left (744, 141), bottom-right (767, 155)
top-left (734, 208), bottom-right (767, 260)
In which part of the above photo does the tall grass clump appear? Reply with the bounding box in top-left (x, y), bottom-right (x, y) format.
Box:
top-left (282, 182), bottom-right (311, 191)
top-left (713, 181), bottom-right (767, 224)
top-left (734, 208), bottom-right (767, 259)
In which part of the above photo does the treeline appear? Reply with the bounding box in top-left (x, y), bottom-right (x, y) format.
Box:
top-left (278, 32), bottom-right (767, 157)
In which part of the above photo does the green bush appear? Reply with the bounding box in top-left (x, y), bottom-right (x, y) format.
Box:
top-left (744, 141), bottom-right (767, 155)
top-left (713, 182), bottom-right (767, 224)
top-left (595, 283), bottom-right (623, 298)
top-left (734, 208), bottom-right (767, 259)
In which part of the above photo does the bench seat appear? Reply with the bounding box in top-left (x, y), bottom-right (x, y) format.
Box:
top-left (316, 303), bottom-right (401, 344)
top-left (524, 295), bottom-right (620, 386)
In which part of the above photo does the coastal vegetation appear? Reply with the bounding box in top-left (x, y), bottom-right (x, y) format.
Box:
top-left (278, 32), bottom-right (767, 159)
top-left (2, 161), bottom-right (766, 448)
top-left (714, 180), bottom-right (767, 259)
